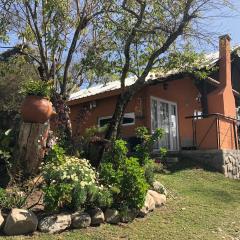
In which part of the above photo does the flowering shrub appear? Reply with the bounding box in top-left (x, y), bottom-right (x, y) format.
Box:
top-left (42, 155), bottom-right (112, 211)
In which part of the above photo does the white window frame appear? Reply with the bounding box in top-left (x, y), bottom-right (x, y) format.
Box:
top-left (150, 96), bottom-right (180, 151)
top-left (98, 112), bottom-right (135, 127)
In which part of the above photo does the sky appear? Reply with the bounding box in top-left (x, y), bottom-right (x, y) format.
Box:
top-left (209, 0), bottom-right (240, 48)
top-left (1, 1), bottom-right (240, 54)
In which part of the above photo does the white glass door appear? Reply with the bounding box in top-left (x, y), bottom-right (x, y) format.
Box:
top-left (151, 98), bottom-right (179, 151)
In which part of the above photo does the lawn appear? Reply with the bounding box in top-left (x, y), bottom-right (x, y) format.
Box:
top-left (1, 168), bottom-right (240, 240)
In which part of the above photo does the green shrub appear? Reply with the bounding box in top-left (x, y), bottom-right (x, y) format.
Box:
top-left (0, 188), bottom-right (26, 210)
top-left (42, 155), bottom-right (112, 211)
top-left (44, 144), bottom-right (65, 165)
top-left (99, 162), bottom-right (122, 187)
top-left (153, 162), bottom-right (165, 173)
top-left (134, 127), bottom-right (167, 184)
top-left (100, 140), bottom-right (148, 209)
top-left (103, 139), bottom-right (128, 168)
top-left (120, 157), bottom-right (148, 209)
top-left (20, 80), bottom-right (52, 98)
top-left (144, 160), bottom-right (155, 185)
top-left (135, 126), bottom-right (164, 166)
top-left (0, 129), bottom-right (16, 175)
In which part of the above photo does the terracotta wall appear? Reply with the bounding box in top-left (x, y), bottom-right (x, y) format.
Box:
top-left (195, 117), bottom-right (218, 149)
top-left (218, 119), bottom-right (237, 149)
top-left (69, 77), bottom-right (202, 149)
top-left (145, 77), bottom-right (202, 148)
top-left (194, 116), bottom-right (237, 150)
top-left (70, 90), bottom-right (147, 138)
top-left (205, 35), bottom-right (238, 150)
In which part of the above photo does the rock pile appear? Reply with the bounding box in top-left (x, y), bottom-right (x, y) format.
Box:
top-left (0, 183), bottom-right (167, 236)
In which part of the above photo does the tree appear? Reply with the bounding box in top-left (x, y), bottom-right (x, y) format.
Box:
top-left (91, 0), bottom-right (234, 140)
top-left (0, 0), bottom-right (109, 139)
top-left (0, 46), bottom-right (39, 130)
top-left (0, 0), bottom-right (235, 143)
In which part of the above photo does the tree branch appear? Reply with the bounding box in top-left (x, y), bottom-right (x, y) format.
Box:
top-left (120, 1), bottom-right (146, 89)
top-left (25, 1), bottom-right (49, 80)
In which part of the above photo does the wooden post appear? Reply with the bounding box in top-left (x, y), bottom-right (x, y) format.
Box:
top-left (18, 122), bottom-right (50, 177)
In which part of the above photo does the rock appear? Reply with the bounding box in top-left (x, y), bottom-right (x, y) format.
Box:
top-left (0, 210), bottom-right (4, 229)
top-left (71, 212), bottom-right (91, 229)
top-left (88, 208), bottom-right (104, 226)
top-left (38, 213), bottom-right (71, 234)
top-left (152, 181), bottom-right (167, 196)
top-left (148, 190), bottom-right (166, 207)
top-left (3, 208), bottom-right (38, 236)
top-left (120, 209), bottom-right (138, 223)
top-left (138, 193), bottom-right (155, 217)
top-left (104, 209), bottom-right (120, 224)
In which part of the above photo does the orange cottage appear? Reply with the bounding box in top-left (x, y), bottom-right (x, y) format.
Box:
top-left (68, 35), bottom-right (240, 154)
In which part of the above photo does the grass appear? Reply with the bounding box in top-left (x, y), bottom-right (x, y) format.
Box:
top-left (1, 168), bottom-right (240, 240)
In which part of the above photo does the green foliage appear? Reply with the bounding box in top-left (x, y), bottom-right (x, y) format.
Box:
top-left (73, 125), bottom-right (107, 161)
top-left (0, 128), bottom-right (19, 184)
top-left (0, 129), bottom-right (15, 168)
top-left (100, 139), bottom-right (148, 209)
top-left (42, 154), bottom-right (112, 211)
top-left (44, 144), bottom-right (65, 165)
top-left (0, 54), bottom-right (38, 112)
top-left (0, 149), bottom-right (11, 163)
top-left (0, 188), bottom-right (26, 210)
top-left (84, 125), bottom-right (107, 139)
top-left (120, 157), bottom-right (148, 209)
top-left (153, 162), bottom-right (164, 174)
top-left (134, 127), bottom-right (166, 184)
top-left (104, 139), bottom-right (128, 167)
top-left (135, 127), bottom-right (164, 166)
top-left (20, 80), bottom-right (52, 98)
top-left (144, 161), bottom-right (155, 185)
top-left (0, 129), bottom-right (13, 153)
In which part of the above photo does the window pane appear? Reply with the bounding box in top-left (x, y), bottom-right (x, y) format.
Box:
top-left (151, 99), bottom-right (158, 131)
top-left (99, 113), bottom-right (135, 127)
top-left (122, 113), bottom-right (135, 125)
top-left (99, 117), bottom-right (111, 127)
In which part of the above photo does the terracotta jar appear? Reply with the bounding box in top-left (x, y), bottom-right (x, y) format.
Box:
top-left (21, 95), bottom-right (53, 124)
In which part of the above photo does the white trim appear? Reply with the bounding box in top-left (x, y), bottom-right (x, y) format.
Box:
top-left (150, 96), bottom-right (180, 151)
top-left (98, 112), bottom-right (135, 127)
top-left (151, 96), bottom-right (177, 107)
top-left (122, 112), bottom-right (136, 126)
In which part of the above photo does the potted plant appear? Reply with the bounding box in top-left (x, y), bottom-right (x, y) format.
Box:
top-left (20, 80), bottom-right (53, 123)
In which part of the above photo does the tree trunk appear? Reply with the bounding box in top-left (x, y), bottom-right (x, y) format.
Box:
top-left (18, 122), bottom-right (50, 177)
top-left (51, 93), bottom-right (73, 146)
top-left (105, 95), bottom-right (127, 140)
top-left (105, 85), bottom-right (141, 141)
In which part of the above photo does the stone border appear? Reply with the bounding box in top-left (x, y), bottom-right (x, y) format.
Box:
top-left (0, 187), bottom-right (167, 236)
top-left (178, 150), bottom-right (240, 179)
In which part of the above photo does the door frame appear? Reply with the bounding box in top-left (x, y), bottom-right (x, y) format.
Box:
top-left (150, 96), bottom-right (180, 151)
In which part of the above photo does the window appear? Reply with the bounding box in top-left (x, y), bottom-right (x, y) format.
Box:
top-left (98, 116), bottom-right (112, 127)
top-left (98, 113), bottom-right (135, 127)
top-left (194, 110), bottom-right (203, 119)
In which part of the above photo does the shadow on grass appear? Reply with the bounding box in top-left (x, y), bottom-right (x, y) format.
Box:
top-left (190, 187), bottom-right (238, 204)
top-left (163, 157), bottom-right (219, 174)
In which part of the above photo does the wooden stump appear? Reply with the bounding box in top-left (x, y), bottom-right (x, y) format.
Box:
top-left (18, 122), bottom-right (50, 177)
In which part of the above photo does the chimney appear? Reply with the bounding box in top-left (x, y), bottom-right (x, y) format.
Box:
top-left (219, 34), bottom-right (232, 88)
top-left (207, 34), bottom-right (236, 118)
